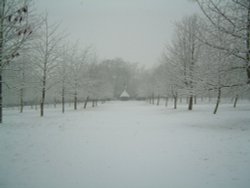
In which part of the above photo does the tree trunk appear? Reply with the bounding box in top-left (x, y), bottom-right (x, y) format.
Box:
top-left (188, 95), bottom-right (193, 110)
top-left (0, 73), bottom-right (2, 123)
top-left (233, 95), bottom-right (238, 108)
top-left (246, 2), bottom-right (250, 84)
top-left (0, 8), bottom-right (3, 123)
top-left (40, 101), bottom-right (44, 117)
top-left (62, 86), bottom-right (65, 113)
top-left (157, 95), bottom-right (160, 106)
top-left (20, 88), bottom-right (24, 113)
top-left (74, 91), bottom-right (77, 110)
top-left (174, 95), bottom-right (177, 109)
top-left (40, 70), bottom-right (46, 117)
top-left (213, 87), bottom-right (221, 114)
top-left (20, 59), bottom-right (25, 113)
top-left (84, 96), bottom-right (89, 109)
top-left (40, 86), bottom-right (45, 117)
top-left (152, 93), bottom-right (155, 104)
top-left (35, 100), bottom-right (37, 110)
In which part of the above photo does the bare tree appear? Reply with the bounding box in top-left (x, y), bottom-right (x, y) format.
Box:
top-left (195, 13), bottom-right (248, 114)
top-left (31, 14), bottom-right (63, 117)
top-left (0, 0), bottom-right (34, 122)
top-left (67, 45), bottom-right (90, 110)
top-left (174, 15), bottom-right (202, 110)
top-left (160, 16), bottom-right (202, 110)
top-left (56, 45), bottom-right (70, 113)
top-left (14, 52), bottom-right (32, 113)
top-left (194, 0), bottom-right (250, 84)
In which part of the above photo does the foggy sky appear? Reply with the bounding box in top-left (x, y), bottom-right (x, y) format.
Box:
top-left (35, 0), bottom-right (199, 67)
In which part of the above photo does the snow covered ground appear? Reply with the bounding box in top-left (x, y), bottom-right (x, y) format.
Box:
top-left (0, 101), bottom-right (250, 188)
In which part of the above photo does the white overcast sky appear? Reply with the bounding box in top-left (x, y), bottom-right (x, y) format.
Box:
top-left (34, 0), bottom-right (200, 67)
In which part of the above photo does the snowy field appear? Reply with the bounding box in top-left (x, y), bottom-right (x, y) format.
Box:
top-left (0, 101), bottom-right (250, 188)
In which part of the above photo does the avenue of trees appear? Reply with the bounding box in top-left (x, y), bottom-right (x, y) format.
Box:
top-left (1, 0), bottom-right (250, 123)
top-left (0, 0), bottom-right (144, 122)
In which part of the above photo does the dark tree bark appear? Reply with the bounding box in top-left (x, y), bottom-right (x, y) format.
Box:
top-left (213, 87), bottom-right (221, 114)
top-left (247, 2), bottom-right (250, 84)
top-left (19, 58), bottom-right (26, 113)
top-left (0, 74), bottom-right (2, 123)
top-left (233, 95), bottom-right (239, 108)
top-left (152, 93), bottom-right (155, 105)
top-left (62, 86), bottom-right (65, 113)
top-left (40, 65), bottom-right (46, 117)
top-left (188, 95), bottom-right (193, 110)
top-left (174, 95), bottom-right (178, 109)
top-left (40, 100), bottom-right (44, 117)
top-left (20, 88), bottom-right (24, 113)
top-left (0, 7), bottom-right (3, 122)
top-left (84, 96), bottom-right (89, 109)
top-left (74, 91), bottom-right (77, 110)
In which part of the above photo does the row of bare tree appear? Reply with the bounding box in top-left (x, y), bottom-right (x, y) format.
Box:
top-left (1, 0), bottom-right (148, 122)
top-left (144, 0), bottom-right (250, 114)
top-left (1, 0), bottom-right (250, 123)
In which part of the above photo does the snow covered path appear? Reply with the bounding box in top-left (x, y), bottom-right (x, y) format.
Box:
top-left (0, 101), bottom-right (250, 188)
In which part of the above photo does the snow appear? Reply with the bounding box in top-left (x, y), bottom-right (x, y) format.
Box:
top-left (0, 101), bottom-right (250, 188)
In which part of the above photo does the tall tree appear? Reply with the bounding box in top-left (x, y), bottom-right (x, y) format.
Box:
top-left (0, 0), bottom-right (34, 122)
top-left (32, 14), bottom-right (63, 117)
top-left (68, 45), bottom-right (90, 110)
top-left (175, 15), bottom-right (202, 110)
top-left (56, 45), bottom-right (70, 113)
top-left (160, 15), bottom-right (202, 110)
top-left (194, 0), bottom-right (250, 84)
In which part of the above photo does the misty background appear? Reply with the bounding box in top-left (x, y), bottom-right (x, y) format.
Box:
top-left (35, 0), bottom-right (199, 67)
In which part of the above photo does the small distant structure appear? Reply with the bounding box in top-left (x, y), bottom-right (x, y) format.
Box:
top-left (120, 89), bottom-right (130, 101)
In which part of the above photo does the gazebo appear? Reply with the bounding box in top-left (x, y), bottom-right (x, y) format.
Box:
top-left (120, 89), bottom-right (130, 101)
